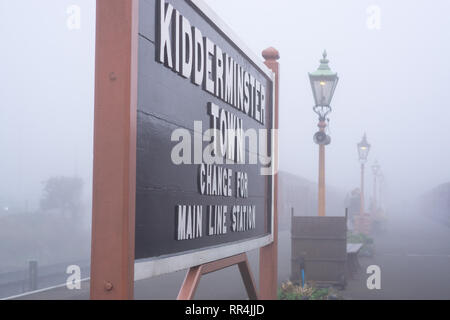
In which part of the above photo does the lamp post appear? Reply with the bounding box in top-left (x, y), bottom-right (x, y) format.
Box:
top-left (371, 160), bottom-right (381, 211)
top-left (378, 172), bottom-right (384, 211)
top-left (357, 134), bottom-right (371, 215)
top-left (309, 51), bottom-right (339, 217)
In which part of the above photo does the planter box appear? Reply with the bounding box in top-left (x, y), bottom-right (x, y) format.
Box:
top-left (290, 215), bottom-right (347, 287)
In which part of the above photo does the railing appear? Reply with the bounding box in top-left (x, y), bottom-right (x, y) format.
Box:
top-left (0, 259), bottom-right (90, 299)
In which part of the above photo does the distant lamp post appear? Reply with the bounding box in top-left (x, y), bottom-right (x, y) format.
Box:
top-left (371, 161), bottom-right (381, 211)
top-left (357, 134), bottom-right (371, 214)
top-left (309, 50), bottom-right (339, 217)
top-left (377, 172), bottom-right (385, 211)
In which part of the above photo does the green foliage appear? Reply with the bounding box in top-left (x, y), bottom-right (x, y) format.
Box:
top-left (310, 288), bottom-right (330, 300)
top-left (347, 231), bottom-right (373, 245)
top-left (278, 281), bottom-right (339, 300)
top-left (40, 176), bottom-right (83, 219)
top-left (347, 231), bottom-right (375, 256)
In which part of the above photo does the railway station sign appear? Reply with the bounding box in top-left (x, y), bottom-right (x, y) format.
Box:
top-left (133, 0), bottom-right (275, 275)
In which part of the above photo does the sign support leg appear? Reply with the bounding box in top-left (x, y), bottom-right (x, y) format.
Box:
top-left (177, 253), bottom-right (258, 300)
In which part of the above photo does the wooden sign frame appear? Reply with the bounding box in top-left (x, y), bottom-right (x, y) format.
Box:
top-left (90, 0), bottom-right (279, 300)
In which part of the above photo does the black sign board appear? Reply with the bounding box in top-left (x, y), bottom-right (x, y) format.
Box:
top-left (135, 0), bottom-right (274, 273)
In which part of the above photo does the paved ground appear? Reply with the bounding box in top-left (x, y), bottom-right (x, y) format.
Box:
top-left (7, 210), bottom-right (450, 300)
top-left (8, 231), bottom-right (293, 300)
top-left (343, 210), bottom-right (450, 300)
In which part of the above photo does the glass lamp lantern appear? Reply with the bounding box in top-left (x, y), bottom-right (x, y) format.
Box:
top-left (309, 50), bottom-right (339, 120)
top-left (357, 134), bottom-right (371, 163)
top-left (372, 161), bottom-right (381, 176)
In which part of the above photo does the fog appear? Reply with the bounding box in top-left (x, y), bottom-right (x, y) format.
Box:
top-left (0, 0), bottom-right (95, 294)
top-left (0, 0), bottom-right (449, 299)
top-left (205, 0), bottom-right (450, 208)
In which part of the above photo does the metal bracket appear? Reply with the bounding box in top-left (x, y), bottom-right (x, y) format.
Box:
top-left (177, 253), bottom-right (258, 300)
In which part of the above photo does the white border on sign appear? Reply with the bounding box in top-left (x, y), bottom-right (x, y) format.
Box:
top-left (134, 0), bottom-right (276, 280)
top-left (135, 235), bottom-right (273, 280)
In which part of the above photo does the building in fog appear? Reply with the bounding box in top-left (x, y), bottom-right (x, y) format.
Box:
top-left (421, 182), bottom-right (450, 225)
top-left (278, 171), bottom-right (346, 231)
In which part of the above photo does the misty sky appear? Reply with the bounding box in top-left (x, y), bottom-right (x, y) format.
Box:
top-left (1, 0), bottom-right (449, 211)
top-left (204, 0), bottom-right (450, 203)
top-left (0, 0), bottom-right (95, 210)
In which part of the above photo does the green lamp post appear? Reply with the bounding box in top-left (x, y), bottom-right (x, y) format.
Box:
top-left (309, 50), bottom-right (339, 121)
top-left (309, 51), bottom-right (339, 217)
top-left (357, 134), bottom-right (371, 214)
top-left (372, 160), bottom-right (381, 211)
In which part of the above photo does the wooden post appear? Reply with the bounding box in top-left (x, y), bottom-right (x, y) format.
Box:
top-left (259, 47), bottom-right (280, 300)
top-left (90, 0), bottom-right (139, 300)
